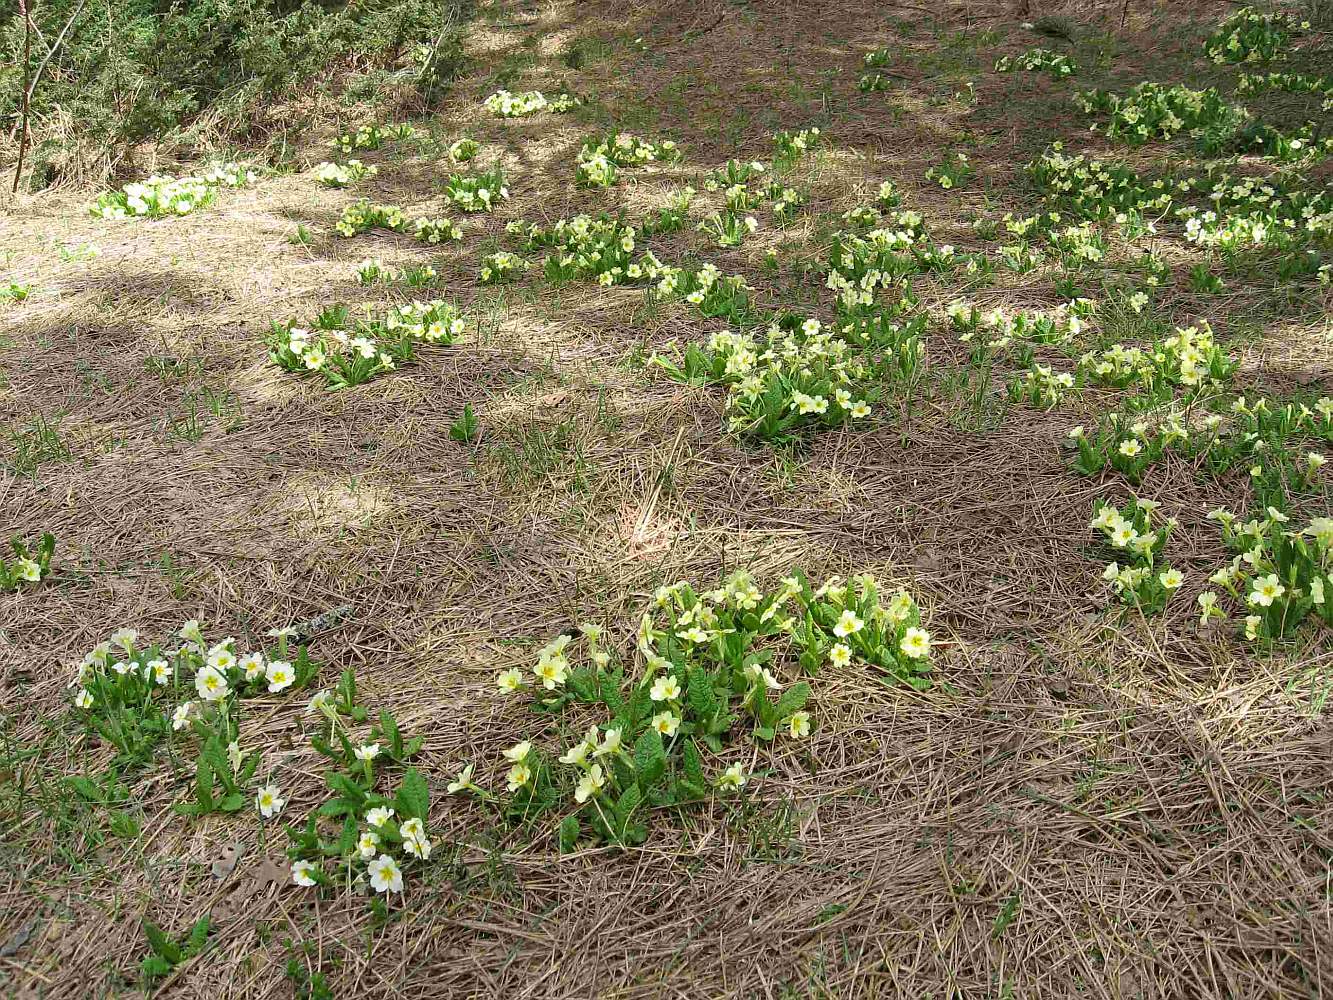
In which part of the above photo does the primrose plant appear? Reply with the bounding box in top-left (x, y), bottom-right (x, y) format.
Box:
top-left (2, 533), bottom-right (55, 590)
top-left (457, 570), bottom-right (933, 849)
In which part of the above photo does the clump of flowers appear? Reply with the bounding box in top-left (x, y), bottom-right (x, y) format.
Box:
top-left (703, 159), bottom-right (765, 192)
top-left (508, 213), bottom-right (655, 288)
top-left (698, 210), bottom-right (758, 247)
top-left (448, 137), bottom-right (480, 162)
top-left (1075, 83), bottom-right (1245, 146)
top-left (268, 300), bottom-right (465, 389)
top-left (995, 47), bottom-right (1076, 78)
top-left (286, 672), bottom-right (432, 907)
top-left (1008, 363), bottom-right (1077, 409)
top-left (1236, 71), bottom-right (1333, 105)
top-left (91, 163), bottom-right (257, 220)
top-left (444, 166), bottom-right (508, 212)
top-left (1026, 145), bottom-right (1172, 220)
top-left (575, 133), bottom-right (681, 187)
top-left (313, 160), bottom-right (377, 188)
top-left (1204, 507), bottom-right (1332, 642)
top-left (483, 89), bottom-right (582, 117)
top-left (925, 152), bottom-right (973, 190)
top-left (331, 123), bottom-right (418, 154)
top-left (772, 127), bottom-right (822, 164)
top-left (826, 213), bottom-right (976, 311)
top-left (1091, 497), bottom-right (1181, 615)
top-left (355, 259), bottom-right (438, 287)
top-left (70, 621), bottom-right (318, 810)
top-left (859, 72), bottom-right (892, 92)
top-left (946, 298), bottom-right (1093, 356)
top-left (2, 532), bottom-right (54, 590)
top-left (1203, 6), bottom-right (1308, 64)
top-left (651, 263), bottom-right (755, 323)
top-left (479, 250), bottom-right (527, 284)
top-left (652, 312), bottom-right (922, 442)
top-left (1077, 322), bottom-right (1236, 393)
top-left (335, 200), bottom-right (463, 244)
top-left (478, 570), bottom-right (932, 848)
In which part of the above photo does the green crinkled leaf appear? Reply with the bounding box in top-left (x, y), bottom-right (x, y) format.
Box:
top-left (396, 767), bottom-right (430, 820)
top-left (378, 709), bottom-right (402, 756)
top-left (182, 917), bottom-right (211, 958)
top-left (567, 668), bottom-right (596, 701)
top-left (616, 783), bottom-right (643, 830)
top-left (336, 814), bottom-right (358, 855)
top-left (109, 810), bottom-right (141, 838)
top-left (142, 921), bottom-right (181, 965)
top-left (68, 775), bottom-right (104, 802)
top-left (687, 666), bottom-right (718, 719)
top-left (218, 791), bottom-right (245, 813)
top-left (558, 814), bottom-right (580, 853)
top-left (634, 727), bottom-right (666, 787)
top-left (773, 681), bottom-right (811, 719)
top-left (141, 955), bottom-right (173, 981)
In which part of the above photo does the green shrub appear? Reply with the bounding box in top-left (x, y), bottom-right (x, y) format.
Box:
top-left (1, 0), bottom-right (471, 178)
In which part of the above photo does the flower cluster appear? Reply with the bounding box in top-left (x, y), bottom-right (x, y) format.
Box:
top-left (483, 89), bottom-right (582, 117)
top-left (1204, 508), bottom-right (1332, 641)
top-left (575, 132), bottom-right (681, 188)
top-left (946, 298), bottom-right (1093, 355)
top-left (652, 263), bottom-right (755, 323)
top-left (1008, 363), bottom-right (1077, 409)
top-left (826, 214), bottom-right (974, 312)
top-left (287, 676), bottom-right (432, 902)
top-left (1178, 171), bottom-right (1333, 251)
top-left (313, 160), bottom-right (377, 188)
top-left (1077, 323), bottom-right (1236, 392)
top-left (355, 259), bottom-right (438, 288)
top-left (2, 532), bottom-right (54, 590)
top-left (269, 300), bottom-right (465, 389)
top-left (653, 313), bottom-right (922, 442)
top-left (925, 151), bottom-right (973, 190)
top-left (1026, 146), bottom-right (1171, 220)
top-left (444, 167), bottom-right (509, 212)
top-left (331, 123), bottom-right (418, 154)
top-left (1091, 498), bottom-right (1181, 614)
top-left (71, 622), bottom-right (316, 801)
top-left (1236, 71), bottom-right (1333, 108)
top-left (995, 48), bottom-right (1076, 78)
top-left (474, 569), bottom-right (931, 847)
top-left (1075, 83), bottom-right (1244, 145)
top-left (448, 137), bottom-right (480, 162)
top-left (479, 250), bottom-right (527, 284)
top-left (508, 213), bottom-right (657, 287)
top-left (91, 164), bottom-right (257, 220)
top-left (335, 200), bottom-right (463, 243)
top-left (772, 127), bottom-right (822, 164)
top-left (1203, 6), bottom-right (1308, 64)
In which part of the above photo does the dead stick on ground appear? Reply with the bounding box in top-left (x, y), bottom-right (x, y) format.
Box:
top-left (12, 0), bottom-right (32, 194)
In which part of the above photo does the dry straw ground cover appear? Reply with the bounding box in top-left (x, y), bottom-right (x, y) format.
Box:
top-left (2, 0), bottom-right (1332, 996)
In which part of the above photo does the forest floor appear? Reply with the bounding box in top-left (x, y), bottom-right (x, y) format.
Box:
top-left (2, 0), bottom-right (1332, 996)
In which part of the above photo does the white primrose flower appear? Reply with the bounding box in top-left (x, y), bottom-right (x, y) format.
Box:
top-left (265, 660), bottom-right (295, 693)
top-left (194, 666), bottom-right (230, 702)
top-left (256, 783), bottom-right (285, 818)
top-left (369, 854), bottom-right (403, 894)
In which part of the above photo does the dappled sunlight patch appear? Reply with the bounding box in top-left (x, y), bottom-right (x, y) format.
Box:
top-left (276, 471), bottom-right (396, 533)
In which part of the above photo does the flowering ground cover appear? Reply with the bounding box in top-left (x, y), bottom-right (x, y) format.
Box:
top-left (1, 0), bottom-right (1330, 996)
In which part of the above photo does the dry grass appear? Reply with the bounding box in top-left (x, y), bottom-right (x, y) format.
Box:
top-left (2, 0), bottom-right (1332, 996)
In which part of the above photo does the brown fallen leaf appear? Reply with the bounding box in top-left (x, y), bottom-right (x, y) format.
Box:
top-left (211, 841), bottom-right (245, 880)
